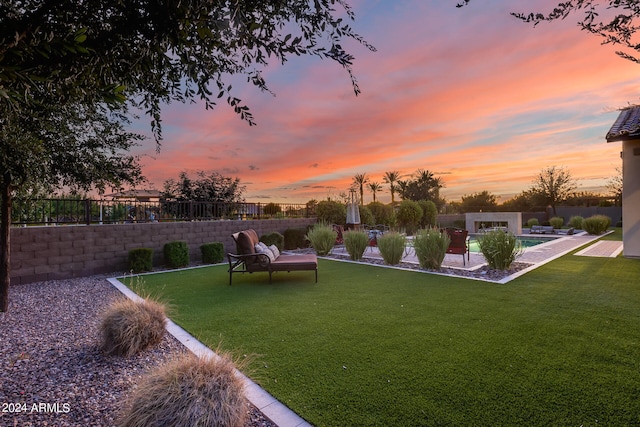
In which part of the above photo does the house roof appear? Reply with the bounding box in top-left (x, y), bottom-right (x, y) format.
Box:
top-left (606, 106), bottom-right (640, 142)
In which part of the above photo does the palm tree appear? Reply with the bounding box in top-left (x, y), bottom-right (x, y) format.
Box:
top-left (368, 181), bottom-right (383, 203)
top-left (352, 173), bottom-right (369, 205)
top-left (383, 171), bottom-right (400, 203)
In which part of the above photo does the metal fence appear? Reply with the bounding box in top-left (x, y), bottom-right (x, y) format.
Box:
top-left (11, 198), bottom-right (312, 226)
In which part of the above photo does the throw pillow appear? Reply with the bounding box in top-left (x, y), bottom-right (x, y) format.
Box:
top-left (269, 244), bottom-right (280, 259)
top-left (254, 243), bottom-right (276, 262)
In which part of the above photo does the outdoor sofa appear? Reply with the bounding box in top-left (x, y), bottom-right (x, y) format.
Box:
top-left (227, 229), bottom-right (317, 285)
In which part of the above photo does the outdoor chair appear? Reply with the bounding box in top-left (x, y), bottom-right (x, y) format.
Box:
top-left (332, 224), bottom-right (345, 245)
top-left (444, 227), bottom-right (469, 266)
top-left (227, 229), bottom-right (317, 285)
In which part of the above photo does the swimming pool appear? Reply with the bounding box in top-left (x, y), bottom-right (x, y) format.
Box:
top-left (467, 235), bottom-right (557, 253)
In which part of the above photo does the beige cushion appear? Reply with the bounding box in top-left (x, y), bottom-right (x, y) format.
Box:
top-left (269, 244), bottom-right (280, 259)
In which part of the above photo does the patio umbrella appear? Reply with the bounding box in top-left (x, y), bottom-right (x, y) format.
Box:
top-left (346, 191), bottom-right (361, 228)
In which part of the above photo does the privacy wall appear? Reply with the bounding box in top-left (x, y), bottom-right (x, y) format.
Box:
top-left (10, 219), bottom-right (315, 285)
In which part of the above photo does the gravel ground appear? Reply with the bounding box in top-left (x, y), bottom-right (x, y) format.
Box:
top-left (0, 275), bottom-right (277, 427)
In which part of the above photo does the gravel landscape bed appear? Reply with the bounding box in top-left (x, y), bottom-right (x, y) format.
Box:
top-left (0, 275), bottom-right (276, 427)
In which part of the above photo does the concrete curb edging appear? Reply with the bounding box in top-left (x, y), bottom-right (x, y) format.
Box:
top-left (107, 277), bottom-right (312, 427)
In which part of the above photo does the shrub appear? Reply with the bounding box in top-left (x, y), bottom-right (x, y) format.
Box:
top-left (417, 200), bottom-right (437, 228)
top-left (377, 232), bottom-right (406, 265)
top-left (263, 202), bottom-right (282, 216)
top-left (128, 248), bottom-right (153, 273)
top-left (260, 231), bottom-right (284, 251)
top-left (343, 230), bottom-right (369, 261)
top-left (358, 205), bottom-right (374, 226)
top-left (100, 296), bottom-right (167, 357)
top-left (306, 223), bottom-right (337, 256)
top-left (568, 215), bottom-right (583, 229)
top-left (527, 218), bottom-right (539, 228)
top-left (316, 200), bottom-right (347, 225)
top-left (367, 202), bottom-right (395, 226)
top-left (284, 228), bottom-right (308, 249)
top-left (477, 230), bottom-right (522, 270)
top-left (164, 241), bottom-right (189, 268)
top-left (549, 217), bottom-right (564, 229)
top-left (118, 353), bottom-right (247, 427)
top-left (582, 215), bottom-right (611, 235)
top-left (396, 200), bottom-right (423, 235)
top-left (413, 227), bottom-right (450, 270)
top-left (200, 242), bottom-right (224, 264)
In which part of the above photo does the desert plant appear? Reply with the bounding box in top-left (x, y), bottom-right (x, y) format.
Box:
top-left (549, 217), bottom-right (564, 229)
top-left (164, 240), bottom-right (189, 268)
top-left (413, 227), bottom-right (450, 270)
top-left (260, 231), bottom-right (285, 251)
top-left (343, 230), bottom-right (369, 261)
top-left (306, 223), bottom-right (337, 256)
top-left (100, 296), bottom-right (167, 357)
top-left (582, 215), bottom-right (611, 235)
top-left (477, 230), bottom-right (522, 270)
top-left (527, 218), bottom-right (540, 228)
top-left (200, 242), bottom-right (224, 264)
top-left (396, 200), bottom-right (423, 235)
top-left (128, 248), bottom-right (153, 273)
top-left (284, 228), bottom-right (309, 249)
top-left (118, 352), bottom-right (247, 427)
top-left (377, 232), bottom-right (406, 265)
top-left (568, 215), bottom-right (584, 229)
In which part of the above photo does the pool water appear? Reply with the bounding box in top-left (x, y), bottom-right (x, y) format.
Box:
top-left (467, 236), bottom-right (556, 253)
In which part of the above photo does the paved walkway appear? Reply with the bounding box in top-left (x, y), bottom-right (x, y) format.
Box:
top-left (574, 240), bottom-right (624, 257)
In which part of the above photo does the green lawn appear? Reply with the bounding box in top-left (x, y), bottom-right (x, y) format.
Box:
top-left (122, 232), bottom-right (640, 426)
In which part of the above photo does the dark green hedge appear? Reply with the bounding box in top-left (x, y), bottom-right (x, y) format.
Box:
top-left (164, 241), bottom-right (189, 268)
top-left (128, 248), bottom-right (153, 273)
top-left (201, 242), bottom-right (224, 264)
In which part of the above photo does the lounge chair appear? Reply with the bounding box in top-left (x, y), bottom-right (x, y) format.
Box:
top-left (227, 229), bottom-right (318, 285)
top-left (444, 227), bottom-right (469, 266)
top-left (556, 227), bottom-right (575, 235)
top-left (530, 225), bottom-right (556, 234)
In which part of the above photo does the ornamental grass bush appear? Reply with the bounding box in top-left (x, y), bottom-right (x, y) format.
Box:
top-left (477, 230), bottom-right (522, 270)
top-left (118, 353), bottom-right (247, 427)
top-left (582, 215), bottom-right (611, 235)
top-left (527, 218), bottom-right (540, 228)
top-left (306, 223), bottom-right (337, 256)
top-left (343, 230), bottom-right (369, 261)
top-left (413, 227), bottom-right (450, 270)
top-left (100, 296), bottom-right (167, 357)
top-left (377, 232), bottom-right (406, 265)
top-left (568, 215), bottom-right (584, 229)
top-left (549, 217), bottom-right (564, 229)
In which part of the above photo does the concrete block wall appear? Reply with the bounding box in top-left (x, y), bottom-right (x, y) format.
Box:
top-left (10, 218), bottom-right (316, 285)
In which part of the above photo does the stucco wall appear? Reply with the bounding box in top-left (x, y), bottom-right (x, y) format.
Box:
top-left (623, 140), bottom-right (640, 258)
top-left (10, 218), bottom-right (316, 285)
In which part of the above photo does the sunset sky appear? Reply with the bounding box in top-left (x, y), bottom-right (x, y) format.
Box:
top-left (131, 0), bottom-right (640, 204)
